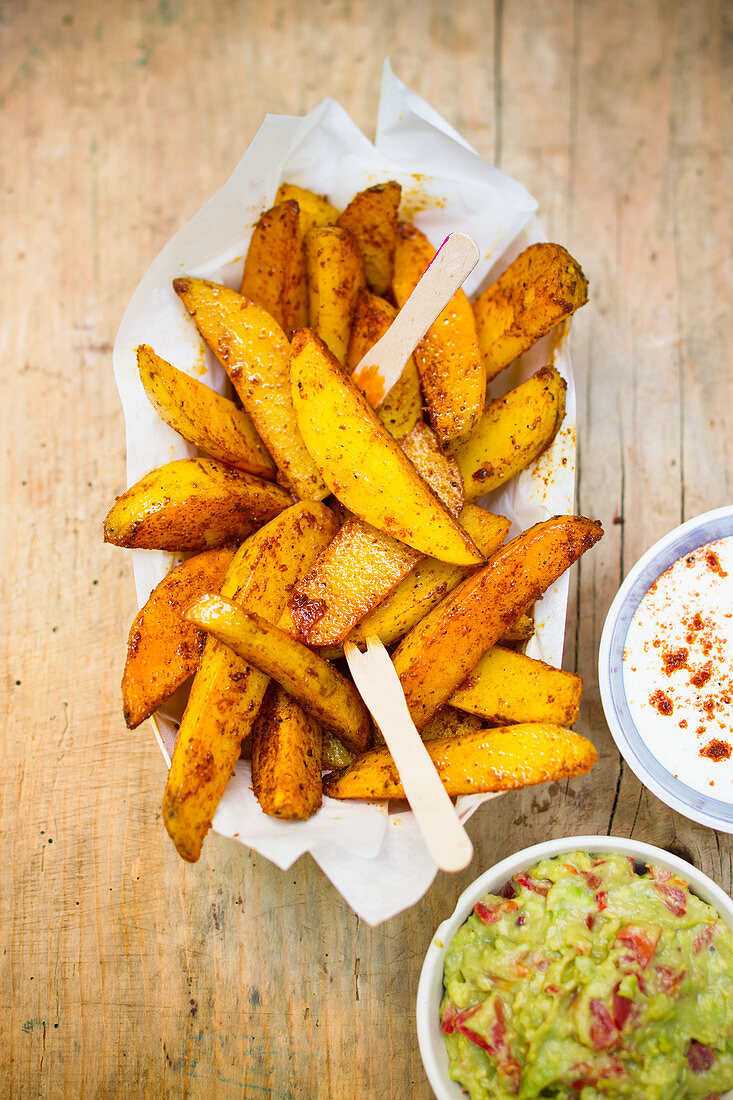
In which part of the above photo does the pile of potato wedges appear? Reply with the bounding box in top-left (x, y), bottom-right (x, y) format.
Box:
top-left (104, 179), bottom-right (602, 863)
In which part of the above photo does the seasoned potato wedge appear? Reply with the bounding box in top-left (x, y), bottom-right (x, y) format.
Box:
top-left (337, 181), bottom-right (401, 295)
top-left (290, 328), bottom-right (482, 565)
top-left (136, 345), bottom-right (276, 479)
top-left (501, 609), bottom-right (535, 643)
top-left (183, 593), bottom-right (371, 753)
top-left (347, 289), bottom-right (422, 439)
top-left (240, 199), bottom-right (307, 335)
top-left (416, 706), bottom-right (485, 742)
top-left (322, 732), bottom-right (356, 770)
top-left (173, 277), bottom-right (328, 501)
top-left (473, 243), bottom-right (588, 380)
top-left (284, 425), bottom-right (470, 645)
top-left (252, 684), bottom-right (323, 819)
top-left (451, 365), bottom-right (566, 503)
top-left (323, 723), bottom-right (598, 800)
top-left (343, 506), bottom-right (511, 650)
top-left (305, 225), bottom-right (365, 365)
top-left (162, 501), bottom-right (338, 861)
top-left (393, 515), bottom-right (603, 729)
top-left (449, 645), bottom-right (583, 726)
top-left (284, 518), bottom-right (421, 646)
top-left (401, 421), bottom-right (464, 517)
top-left (275, 183), bottom-right (340, 232)
top-left (122, 548), bottom-right (234, 729)
top-left (103, 457), bottom-right (290, 551)
top-left (392, 223), bottom-right (485, 445)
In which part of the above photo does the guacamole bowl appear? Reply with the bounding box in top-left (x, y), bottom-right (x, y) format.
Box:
top-left (416, 835), bottom-right (733, 1099)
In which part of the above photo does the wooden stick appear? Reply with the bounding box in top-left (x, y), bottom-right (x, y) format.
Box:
top-left (351, 232), bottom-right (480, 406)
top-left (344, 637), bottom-right (474, 872)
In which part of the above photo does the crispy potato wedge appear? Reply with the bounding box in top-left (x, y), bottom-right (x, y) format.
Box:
top-left (323, 723), bottom-right (598, 800)
top-left (342, 506), bottom-right (511, 651)
top-left (162, 501), bottom-right (338, 861)
top-left (501, 609), bottom-right (535, 643)
top-left (275, 183), bottom-right (340, 232)
top-left (173, 277), bottom-right (328, 501)
top-left (122, 548), bottom-right (235, 729)
top-left (103, 457), bottom-right (290, 551)
top-left (449, 645), bottom-right (583, 726)
top-left (337, 181), bottom-right (401, 295)
top-left (290, 328), bottom-right (482, 565)
top-left (401, 422), bottom-right (464, 517)
top-left (416, 706), bottom-right (485, 742)
top-left (393, 515), bottom-right (603, 729)
top-left (305, 226), bottom-right (365, 365)
top-left (284, 518), bottom-right (421, 646)
top-left (136, 345), bottom-right (276, 479)
top-left (392, 223), bottom-right (485, 445)
top-left (451, 365), bottom-right (567, 503)
top-left (183, 593), bottom-right (371, 753)
top-left (252, 684), bottom-right (322, 819)
top-left (322, 732), bottom-right (356, 771)
top-left (240, 200), bottom-right (307, 335)
top-left (473, 243), bottom-right (589, 380)
top-left (347, 289), bottom-right (422, 439)
top-left (284, 426), bottom-right (469, 645)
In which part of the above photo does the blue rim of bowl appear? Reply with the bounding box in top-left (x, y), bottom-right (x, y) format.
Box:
top-left (598, 505), bottom-right (733, 833)
top-left (416, 834), bottom-right (733, 1100)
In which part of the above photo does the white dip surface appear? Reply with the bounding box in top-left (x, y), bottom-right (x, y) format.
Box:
top-left (623, 535), bottom-right (733, 799)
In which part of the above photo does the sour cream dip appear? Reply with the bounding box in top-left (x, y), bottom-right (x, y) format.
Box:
top-left (623, 535), bottom-right (733, 798)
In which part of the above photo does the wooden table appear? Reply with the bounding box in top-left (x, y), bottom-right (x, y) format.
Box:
top-left (2, 0), bottom-right (730, 1095)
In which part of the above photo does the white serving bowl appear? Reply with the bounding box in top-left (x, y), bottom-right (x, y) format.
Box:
top-left (598, 505), bottom-right (733, 833)
top-left (416, 834), bottom-right (733, 1100)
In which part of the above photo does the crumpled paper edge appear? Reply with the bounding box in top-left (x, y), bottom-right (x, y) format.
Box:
top-left (112, 61), bottom-right (576, 925)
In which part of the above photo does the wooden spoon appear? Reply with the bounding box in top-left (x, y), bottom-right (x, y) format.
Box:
top-left (351, 232), bottom-right (480, 407)
top-left (344, 636), bottom-right (474, 873)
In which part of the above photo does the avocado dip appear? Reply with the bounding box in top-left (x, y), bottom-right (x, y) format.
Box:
top-left (440, 851), bottom-right (733, 1099)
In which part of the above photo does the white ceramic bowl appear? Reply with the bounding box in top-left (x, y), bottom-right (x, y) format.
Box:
top-left (416, 834), bottom-right (733, 1100)
top-left (598, 505), bottom-right (733, 833)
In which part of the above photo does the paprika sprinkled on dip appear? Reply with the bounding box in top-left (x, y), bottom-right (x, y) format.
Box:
top-left (623, 536), bottom-right (733, 797)
top-left (599, 506), bottom-right (733, 832)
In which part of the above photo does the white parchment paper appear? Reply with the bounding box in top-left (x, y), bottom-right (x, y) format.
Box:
top-left (112, 61), bottom-right (576, 925)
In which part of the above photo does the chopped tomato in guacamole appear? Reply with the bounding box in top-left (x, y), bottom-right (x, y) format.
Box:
top-left (440, 851), bottom-right (733, 1098)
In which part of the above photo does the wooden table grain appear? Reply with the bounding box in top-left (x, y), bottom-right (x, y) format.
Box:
top-left (1, 0), bottom-right (730, 1095)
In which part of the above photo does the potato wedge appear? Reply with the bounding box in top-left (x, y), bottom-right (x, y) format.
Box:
top-left (275, 183), bottom-right (340, 232)
top-left (416, 706), bottom-right (484, 742)
top-left (122, 548), bottom-right (235, 729)
top-left (501, 609), bottom-right (535, 643)
top-left (473, 243), bottom-right (588, 380)
top-left (240, 199), bottom-right (307, 335)
top-left (283, 425), bottom-right (469, 645)
top-left (162, 501), bottom-right (338, 862)
top-left (449, 645), bottom-right (583, 726)
top-left (347, 289), bottom-right (422, 439)
top-left (322, 732), bottom-right (356, 771)
top-left (283, 518), bottom-right (421, 646)
top-left (252, 684), bottom-right (322, 819)
top-left (337, 181), bottom-right (401, 295)
top-left (183, 593), bottom-right (371, 753)
top-left (450, 365), bottom-right (566, 503)
top-left (305, 226), bottom-right (365, 365)
top-left (401, 422), bottom-right (464, 517)
top-left (173, 277), bottom-right (328, 501)
top-left (136, 345), bottom-right (276, 479)
top-left (393, 515), bottom-right (603, 729)
top-left (290, 328), bottom-right (482, 565)
top-left (103, 457), bottom-right (290, 551)
top-left (392, 223), bottom-right (485, 445)
top-left (343, 506), bottom-right (511, 650)
top-left (323, 723), bottom-right (598, 800)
